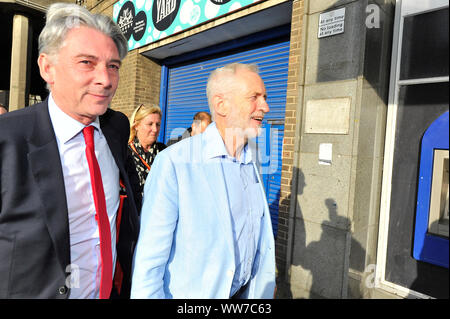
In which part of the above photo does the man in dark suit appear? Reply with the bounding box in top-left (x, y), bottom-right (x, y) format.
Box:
top-left (0, 3), bottom-right (140, 298)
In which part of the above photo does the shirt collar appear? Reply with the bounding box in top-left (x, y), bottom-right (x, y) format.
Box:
top-left (48, 93), bottom-right (102, 144)
top-left (204, 123), bottom-right (255, 164)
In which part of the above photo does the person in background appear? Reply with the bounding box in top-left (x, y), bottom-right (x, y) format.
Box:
top-left (0, 104), bottom-right (7, 115)
top-left (0, 3), bottom-right (140, 299)
top-left (190, 111), bottom-right (212, 136)
top-left (131, 63), bottom-right (275, 299)
top-left (166, 126), bottom-right (191, 146)
top-left (166, 111), bottom-right (212, 146)
top-left (128, 104), bottom-right (167, 195)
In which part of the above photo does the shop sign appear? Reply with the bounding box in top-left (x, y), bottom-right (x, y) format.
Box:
top-left (114, 0), bottom-right (263, 50)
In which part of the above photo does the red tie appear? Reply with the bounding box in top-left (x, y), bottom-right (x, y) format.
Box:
top-left (82, 126), bottom-right (113, 299)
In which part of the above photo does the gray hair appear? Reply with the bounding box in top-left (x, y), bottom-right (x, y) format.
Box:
top-left (39, 3), bottom-right (128, 60)
top-left (206, 63), bottom-right (259, 119)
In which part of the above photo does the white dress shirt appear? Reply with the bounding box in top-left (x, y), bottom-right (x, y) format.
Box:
top-left (48, 94), bottom-right (120, 299)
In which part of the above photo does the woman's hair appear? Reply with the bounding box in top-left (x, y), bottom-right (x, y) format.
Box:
top-left (206, 63), bottom-right (260, 119)
top-left (129, 104), bottom-right (163, 143)
top-left (39, 3), bottom-right (128, 60)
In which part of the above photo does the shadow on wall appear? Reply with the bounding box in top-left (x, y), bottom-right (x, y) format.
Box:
top-left (276, 168), bottom-right (366, 299)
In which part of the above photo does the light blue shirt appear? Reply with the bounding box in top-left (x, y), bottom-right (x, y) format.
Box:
top-left (130, 122), bottom-right (275, 299)
top-left (206, 126), bottom-right (265, 297)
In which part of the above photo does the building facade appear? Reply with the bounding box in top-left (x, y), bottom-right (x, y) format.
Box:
top-left (2, 0), bottom-right (448, 298)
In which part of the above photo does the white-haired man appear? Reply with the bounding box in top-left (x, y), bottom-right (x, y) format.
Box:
top-left (131, 63), bottom-right (275, 299)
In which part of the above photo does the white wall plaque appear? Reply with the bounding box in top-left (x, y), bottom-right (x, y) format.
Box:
top-left (304, 97), bottom-right (351, 134)
top-left (318, 7), bottom-right (346, 38)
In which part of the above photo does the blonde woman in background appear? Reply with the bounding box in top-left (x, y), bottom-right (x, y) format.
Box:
top-left (129, 104), bottom-right (167, 194)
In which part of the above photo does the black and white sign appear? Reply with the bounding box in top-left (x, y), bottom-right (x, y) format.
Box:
top-left (152, 0), bottom-right (181, 31)
top-left (117, 1), bottom-right (148, 41)
top-left (133, 11), bottom-right (147, 40)
top-left (318, 7), bottom-right (345, 38)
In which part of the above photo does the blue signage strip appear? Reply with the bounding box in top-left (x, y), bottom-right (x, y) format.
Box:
top-left (113, 0), bottom-right (263, 50)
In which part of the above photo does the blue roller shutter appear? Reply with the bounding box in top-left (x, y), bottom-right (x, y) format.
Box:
top-left (163, 39), bottom-right (289, 237)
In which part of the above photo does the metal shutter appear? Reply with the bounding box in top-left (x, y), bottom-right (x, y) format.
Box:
top-left (164, 39), bottom-right (290, 237)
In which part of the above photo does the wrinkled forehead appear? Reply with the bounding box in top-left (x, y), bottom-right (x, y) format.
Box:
top-left (234, 69), bottom-right (266, 92)
top-left (59, 26), bottom-right (119, 57)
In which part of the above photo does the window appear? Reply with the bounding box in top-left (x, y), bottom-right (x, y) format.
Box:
top-left (376, 0), bottom-right (449, 299)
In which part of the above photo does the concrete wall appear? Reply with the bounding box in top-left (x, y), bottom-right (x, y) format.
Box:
top-left (280, 0), bottom-right (396, 299)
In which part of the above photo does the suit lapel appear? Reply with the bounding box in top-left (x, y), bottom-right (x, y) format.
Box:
top-left (100, 111), bottom-right (138, 233)
top-left (27, 101), bottom-right (70, 272)
top-left (99, 111), bottom-right (125, 173)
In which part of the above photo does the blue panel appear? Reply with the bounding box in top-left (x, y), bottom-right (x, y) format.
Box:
top-left (414, 111), bottom-right (449, 268)
top-left (158, 65), bottom-right (169, 143)
top-left (163, 39), bottom-right (290, 236)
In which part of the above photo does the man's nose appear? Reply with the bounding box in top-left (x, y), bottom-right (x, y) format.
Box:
top-left (95, 64), bottom-right (113, 88)
top-left (260, 99), bottom-right (270, 113)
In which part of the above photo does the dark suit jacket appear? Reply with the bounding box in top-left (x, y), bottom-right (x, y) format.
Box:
top-left (0, 100), bottom-right (141, 298)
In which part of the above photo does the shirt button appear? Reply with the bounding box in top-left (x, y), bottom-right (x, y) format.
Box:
top-left (58, 286), bottom-right (67, 295)
top-left (227, 270), bottom-right (234, 277)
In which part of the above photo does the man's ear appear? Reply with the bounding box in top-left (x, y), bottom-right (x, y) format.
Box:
top-left (37, 53), bottom-right (55, 86)
top-left (212, 94), bottom-right (228, 118)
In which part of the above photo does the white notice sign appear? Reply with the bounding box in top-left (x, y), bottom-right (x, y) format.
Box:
top-left (319, 143), bottom-right (333, 166)
top-left (318, 7), bottom-right (346, 38)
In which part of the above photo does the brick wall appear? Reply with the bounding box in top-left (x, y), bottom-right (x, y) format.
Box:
top-left (276, 0), bottom-right (304, 276)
